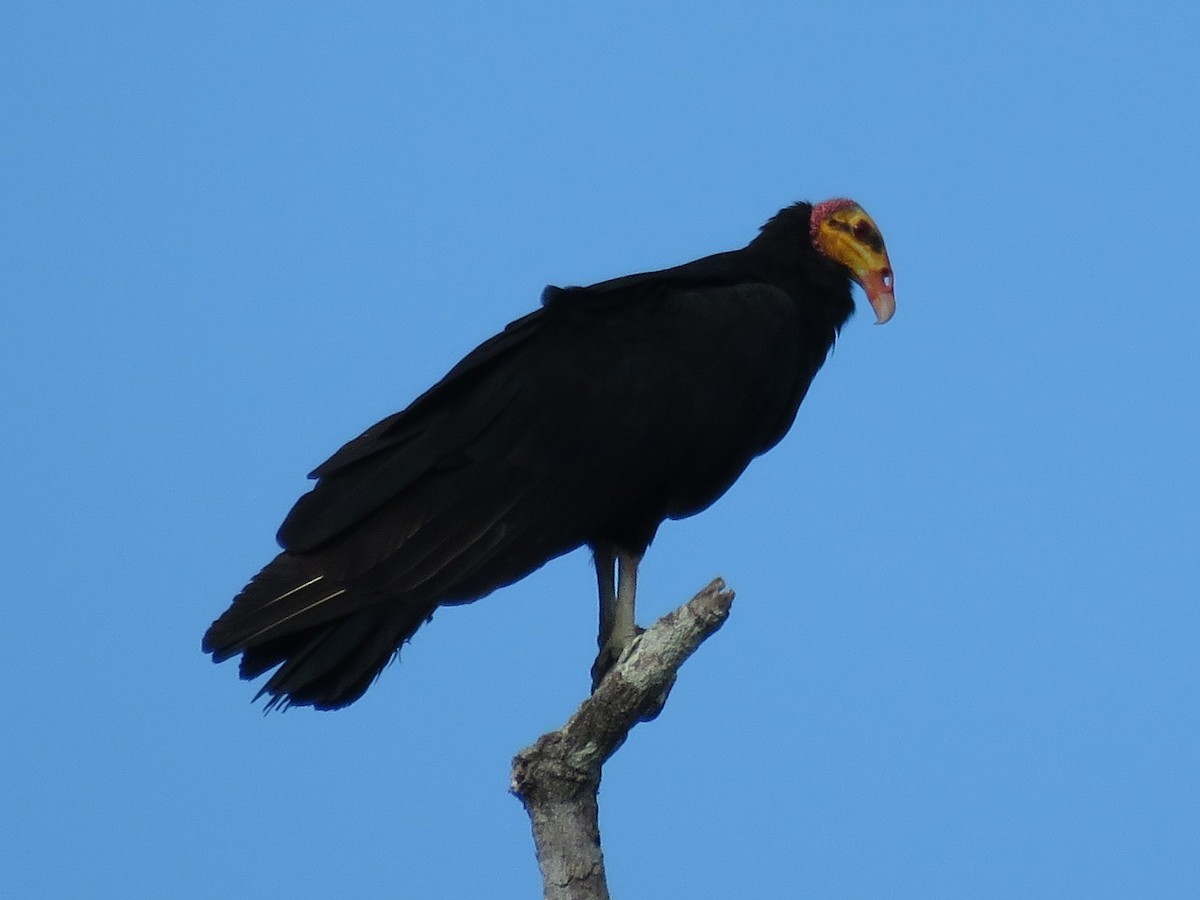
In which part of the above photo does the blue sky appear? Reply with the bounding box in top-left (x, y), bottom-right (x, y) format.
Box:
top-left (4, 2), bottom-right (1197, 897)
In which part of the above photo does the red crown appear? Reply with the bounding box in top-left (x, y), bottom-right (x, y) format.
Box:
top-left (809, 198), bottom-right (858, 248)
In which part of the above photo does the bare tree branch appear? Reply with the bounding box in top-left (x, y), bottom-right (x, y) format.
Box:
top-left (511, 578), bottom-right (735, 899)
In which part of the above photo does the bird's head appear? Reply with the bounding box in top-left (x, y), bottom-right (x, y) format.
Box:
top-left (810, 199), bottom-right (895, 324)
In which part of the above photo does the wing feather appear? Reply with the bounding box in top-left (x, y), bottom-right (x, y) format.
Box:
top-left (206, 253), bottom-right (830, 709)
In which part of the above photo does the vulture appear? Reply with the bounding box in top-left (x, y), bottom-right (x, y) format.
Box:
top-left (203, 198), bottom-right (896, 710)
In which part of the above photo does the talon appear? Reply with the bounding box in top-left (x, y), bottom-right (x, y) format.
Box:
top-left (590, 625), bottom-right (646, 691)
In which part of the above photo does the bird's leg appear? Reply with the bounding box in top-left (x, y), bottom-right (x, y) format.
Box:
top-left (591, 548), bottom-right (643, 690)
top-left (594, 544), bottom-right (616, 651)
top-left (613, 549), bottom-right (641, 649)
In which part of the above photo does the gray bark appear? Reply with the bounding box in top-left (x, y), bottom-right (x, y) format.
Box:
top-left (511, 579), bottom-right (735, 899)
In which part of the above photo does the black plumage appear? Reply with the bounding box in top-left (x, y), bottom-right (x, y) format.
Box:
top-left (203, 199), bottom-right (895, 710)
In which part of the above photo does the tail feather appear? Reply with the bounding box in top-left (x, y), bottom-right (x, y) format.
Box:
top-left (203, 550), bottom-right (431, 710)
top-left (205, 565), bottom-right (436, 711)
top-left (255, 604), bottom-right (434, 711)
top-left (203, 553), bottom-right (362, 659)
top-left (204, 462), bottom-right (596, 710)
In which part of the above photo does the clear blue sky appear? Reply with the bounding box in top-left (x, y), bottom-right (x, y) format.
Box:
top-left (4, 3), bottom-right (1197, 897)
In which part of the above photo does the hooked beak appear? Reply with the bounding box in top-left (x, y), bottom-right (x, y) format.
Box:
top-left (809, 199), bottom-right (897, 325)
top-left (857, 267), bottom-right (896, 325)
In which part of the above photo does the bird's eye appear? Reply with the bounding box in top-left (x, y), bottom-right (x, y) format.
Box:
top-left (852, 220), bottom-right (872, 240)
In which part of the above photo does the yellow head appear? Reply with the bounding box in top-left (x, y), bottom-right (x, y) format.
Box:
top-left (810, 199), bottom-right (895, 324)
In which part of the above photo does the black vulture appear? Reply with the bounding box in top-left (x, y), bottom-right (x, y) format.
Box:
top-left (203, 199), bottom-right (896, 710)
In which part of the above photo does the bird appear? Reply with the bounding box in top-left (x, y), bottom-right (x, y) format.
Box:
top-left (203, 198), bottom-right (896, 711)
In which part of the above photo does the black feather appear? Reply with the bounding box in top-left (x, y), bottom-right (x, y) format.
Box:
top-left (203, 201), bottom-right (862, 709)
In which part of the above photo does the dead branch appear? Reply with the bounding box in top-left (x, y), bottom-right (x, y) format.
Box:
top-left (511, 578), bottom-right (735, 899)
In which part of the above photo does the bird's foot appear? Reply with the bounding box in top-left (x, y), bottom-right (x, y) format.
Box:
top-left (590, 625), bottom-right (645, 692)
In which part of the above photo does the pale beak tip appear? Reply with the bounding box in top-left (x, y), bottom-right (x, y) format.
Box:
top-left (871, 291), bottom-right (896, 325)
top-left (858, 268), bottom-right (896, 325)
